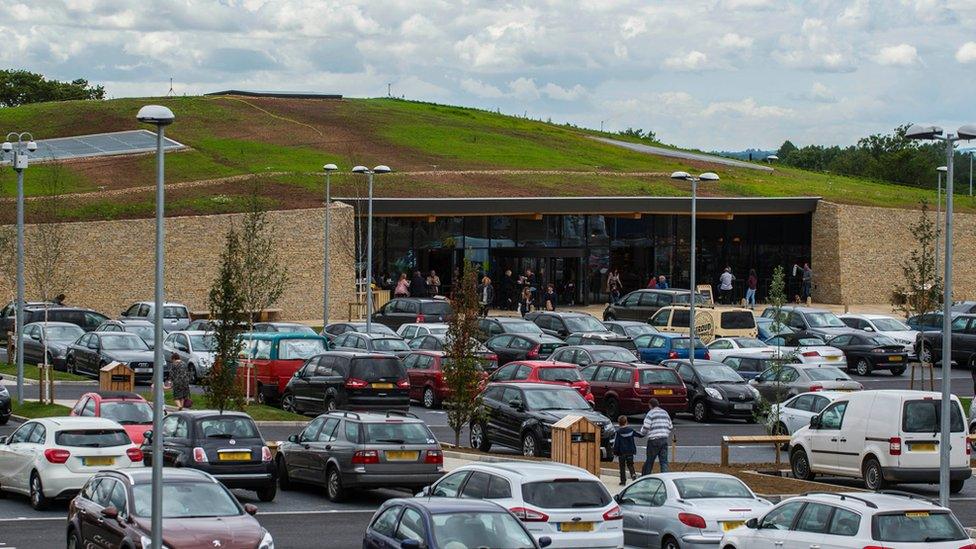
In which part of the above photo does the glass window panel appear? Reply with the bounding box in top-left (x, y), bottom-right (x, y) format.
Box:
top-left (490, 216), bottom-right (515, 248)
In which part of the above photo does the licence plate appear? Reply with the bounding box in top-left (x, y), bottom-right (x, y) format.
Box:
top-left (653, 389), bottom-right (673, 395)
top-left (826, 356), bottom-right (839, 361)
top-left (84, 457), bottom-right (114, 466)
top-left (889, 355), bottom-right (903, 362)
top-left (372, 383), bottom-right (394, 389)
top-left (721, 521), bottom-right (745, 532)
top-left (385, 450), bottom-right (419, 461)
top-left (135, 368), bottom-right (151, 373)
top-left (910, 442), bottom-right (936, 452)
top-left (734, 403), bottom-right (752, 410)
top-left (558, 522), bottom-right (593, 532)
top-left (218, 451), bottom-right (251, 461)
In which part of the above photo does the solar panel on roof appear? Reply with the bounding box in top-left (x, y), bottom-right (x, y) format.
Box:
top-left (25, 129), bottom-right (185, 162)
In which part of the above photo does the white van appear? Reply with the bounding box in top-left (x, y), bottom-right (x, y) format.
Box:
top-left (789, 390), bottom-right (971, 492)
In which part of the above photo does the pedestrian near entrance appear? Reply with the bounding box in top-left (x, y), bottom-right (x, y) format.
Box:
top-left (170, 353), bottom-right (191, 411)
top-left (801, 263), bottom-right (813, 303)
top-left (646, 276), bottom-right (657, 289)
top-left (394, 273), bottom-right (410, 297)
top-left (613, 415), bottom-right (642, 485)
top-left (543, 284), bottom-right (557, 311)
top-left (639, 398), bottom-right (673, 474)
top-left (657, 275), bottom-right (669, 289)
top-left (426, 270), bottom-right (441, 297)
top-left (477, 276), bottom-right (494, 317)
top-left (718, 267), bottom-right (735, 304)
top-left (745, 269), bottom-right (758, 308)
top-left (607, 269), bottom-right (622, 303)
top-left (501, 269), bottom-right (516, 310)
top-left (410, 270), bottom-right (428, 298)
top-left (518, 287), bottom-right (533, 317)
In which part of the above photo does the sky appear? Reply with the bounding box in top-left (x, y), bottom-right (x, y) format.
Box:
top-left (3, 0), bottom-right (976, 151)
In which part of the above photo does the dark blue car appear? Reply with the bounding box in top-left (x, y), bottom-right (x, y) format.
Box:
top-left (363, 497), bottom-right (550, 549)
top-left (633, 333), bottom-right (708, 364)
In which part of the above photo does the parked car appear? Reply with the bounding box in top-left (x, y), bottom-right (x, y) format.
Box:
top-left (141, 410), bottom-right (276, 501)
top-left (397, 322), bottom-right (449, 339)
top-left (252, 321), bottom-right (317, 334)
top-left (0, 300), bottom-right (55, 344)
top-left (616, 472), bottom-right (772, 549)
top-left (277, 410), bottom-right (444, 502)
top-left (951, 300), bottom-right (976, 314)
top-left (403, 350), bottom-right (488, 408)
top-left (236, 332), bottom-right (329, 404)
top-left (761, 305), bottom-right (855, 338)
top-left (721, 491), bottom-right (971, 549)
top-left (0, 416), bottom-right (142, 509)
top-left (548, 345), bottom-right (641, 367)
top-left (120, 301), bottom-right (191, 332)
top-left (19, 321), bottom-right (84, 369)
top-left (65, 332), bottom-right (164, 384)
top-left (69, 391), bottom-right (154, 444)
top-left (789, 389), bottom-right (971, 491)
top-left (0, 377), bottom-right (9, 425)
top-left (371, 298), bottom-right (454, 330)
top-left (764, 332), bottom-right (847, 368)
top-left (470, 383), bottom-right (615, 458)
top-left (93, 319), bottom-right (159, 349)
top-left (280, 351), bottom-right (410, 413)
top-left (321, 321), bottom-right (398, 341)
top-left (485, 333), bottom-right (566, 366)
top-left (916, 313), bottom-right (976, 368)
top-left (582, 362), bottom-right (688, 417)
top-left (525, 310), bottom-right (610, 339)
top-left (755, 316), bottom-right (795, 340)
top-left (662, 359), bottom-right (760, 422)
top-left (0, 305), bottom-right (108, 345)
top-left (633, 333), bottom-right (708, 364)
top-left (720, 355), bottom-right (779, 381)
top-left (421, 462), bottom-right (620, 548)
top-left (839, 313), bottom-right (918, 356)
top-left (406, 333), bottom-right (498, 369)
top-left (563, 331), bottom-right (637, 351)
top-left (477, 317), bottom-right (545, 342)
top-left (67, 468), bottom-right (273, 549)
top-left (332, 331), bottom-right (412, 358)
top-left (487, 360), bottom-right (594, 402)
top-left (827, 332), bottom-right (909, 376)
top-left (162, 330), bottom-right (217, 384)
top-left (363, 497), bottom-right (550, 549)
top-left (650, 306), bottom-right (758, 339)
top-left (750, 364), bottom-right (861, 402)
top-left (705, 337), bottom-right (774, 362)
top-left (602, 288), bottom-right (700, 322)
top-left (767, 391), bottom-right (847, 435)
top-left (603, 320), bottom-right (658, 338)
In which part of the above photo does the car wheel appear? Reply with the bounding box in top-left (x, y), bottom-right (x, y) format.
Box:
top-left (692, 399), bottom-right (709, 423)
top-left (277, 457), bottom-right (292, 491)
top-left (281, 392), bottom-right (297, 413)
top-left (855, 358), bottom-right (872, 376)
top-left (324, 396), bottom-right (337, 412)
top-left (422, 387), bottom-right (438, 409)
top-left (0, 415), bottom-right (7, 426)
top-left (256, 384), bottom-right (267, 405)
top-left (662, 535), bottom-right (680, 549)
top-left (469, 422), bottom-right (492, 452)
top-left (604, 397), bottom-right (619, 419)
top-left (790, 448), bottom-right (815, 481)
top-left (326, 466), bottom-right (345, 502)
top-left (950, 479), bottom-right (966, 494)
top-left (522, 431), bottom-right (542, 457)
top-left (890, 366), bottom-right (905, 376)
top-left (67, 528), bottom-right (81, 549)
top-left (29, 472), bottom-right (48, 510)
top-left (862, 457), bottom-right (887, 491)
top-left (188, 363), bottom-right (198, 385)
top-left (256, 484), bottom-right (277, 502)
top-left (66, 357), bottom-right (76, 375)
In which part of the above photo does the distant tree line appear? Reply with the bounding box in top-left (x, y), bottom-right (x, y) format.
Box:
top-left (0, 70), bottom-right (104, 108)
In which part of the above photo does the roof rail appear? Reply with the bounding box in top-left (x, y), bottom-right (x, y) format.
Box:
top-left (327, 411), bottom-right (361, 420)
top-left (877, 490), bottom-right (939, 506)
top-left (799, 492), bottom-right (878, 509)
top-left (386, 410), bottom-right (419, 419)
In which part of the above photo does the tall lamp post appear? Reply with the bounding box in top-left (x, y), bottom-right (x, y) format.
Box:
top-left (670, 171), bottom-right (719, 366)
top-left (322, 164), bottom-right (338, 328)
top-left (936, 165), bottom-right (947, 274)
top-left (137, 104), bottom-right (174, 549)
top-left (905, 123), bottom-right (976, 507)
top-left (2, 133), bottom-right (37, 405)
top-left (351, 165), bottom-right (391, 332)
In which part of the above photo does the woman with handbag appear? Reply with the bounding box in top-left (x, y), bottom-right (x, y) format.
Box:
top-left (170, 352), bottom-right (192, 411)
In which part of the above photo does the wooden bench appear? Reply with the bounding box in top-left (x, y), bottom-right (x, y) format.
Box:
top-left (721, 435), bottom-right (792, 467)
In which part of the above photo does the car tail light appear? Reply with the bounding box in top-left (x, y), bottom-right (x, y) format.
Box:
top-left (889, 437), bottom-right (902, 456)
top-left (126, 447), bottom-right (144, 462)
top-left (956, 544), bottom-right (976, 549)
top-left (352, 450), bottom-right (379, 464)
top-left (862, 546), bottom-right (895, 549)
top-left (668, 351), bottom-right (678, 359)
top-left (510, 507), bottom-right (549, 522)
top-left (192, 447), bottom-right (208, 463)
top-left (678, 512), bottom-right (707, 529)
top-left (809, 385), bottom-right (823, 392)
top-left (424, 450), bottom-right (443, 464)
top-left (261, 446), bottom-right (273, 462)
top-left (968, 442), bottom-right (972, 456)
top-left (703, 351), bottom-right (710, 360)
top-left (396, 378), bottom-right (410, 389)
top-left (416, 313), bottom-right (425, 323)
top-left (526, 345), bottom-right (541, 359)
top-left (345, 377), bottom-right (369, 389)
top-left (44, 448), bottom-right (70, 464)
top-left (603, 505), bottom-right (623, 521)
top-left (802, 351), bottom-right (820, 357)
top-left (872, 348), bottom-right (884, 353)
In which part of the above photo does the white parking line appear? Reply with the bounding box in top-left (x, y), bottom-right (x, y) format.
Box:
top-left (0, 516), bottom-right (66, 522)
top-left (258, 509), bottom-right (377, 515)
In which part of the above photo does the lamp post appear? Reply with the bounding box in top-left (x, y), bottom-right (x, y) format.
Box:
top-left (936, 165), bottom-right (947, 275)
top-left (322, 164), bottom-right (338, 328)
top-left (764, 155), bottom-right (778, 163)
top-left (670, 171), bottom-right (720, 367)
top-left (905, 123), bottom-right (976, 507)
top-left (137, 104), bottom-right (174, 549)
top-left (2, 133), bottom-right (37, 405)
top-left (351, 165), bottom-right (391, 332)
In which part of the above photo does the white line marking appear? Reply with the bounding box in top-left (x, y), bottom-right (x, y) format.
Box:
top-left (258, 509), bottom-right (377, 516)
top-left (0, 516), bottom-right (66, 522)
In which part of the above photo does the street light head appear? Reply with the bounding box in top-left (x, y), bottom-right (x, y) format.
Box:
top-left (699, 172), bottom-right (720, 182)
top-left (136, 105), bottom-right (175, 126)
top-left (26, 141), bottom-right (37, 152)
top-left (765, 155), bottom-right (778, 161)
top-left (373, 165), bottom-right (391, 174)
top-left (1, 142), bottom-right (11, 153)
top-left (351, 165), bottom-right (368, 174)
top-left (323, 163), bottom-right (338, 172)
top-left (670, 171), bottom-right (691, 180)
top-left (937, 165), bottom-right (948, 172)
top-left (958, 124), bottom-right (976, 141)
top-left (905, 124), bottom-right (943, 140)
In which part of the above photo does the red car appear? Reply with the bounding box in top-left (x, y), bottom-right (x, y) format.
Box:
top-left (69, 390), bottom-right (154, 444)
top-left (487, 360), bottom-right (594, 402)
top-left (581, 361), bottom-right (688, 417)
top-left (403, 350), bottom-right (489, 408)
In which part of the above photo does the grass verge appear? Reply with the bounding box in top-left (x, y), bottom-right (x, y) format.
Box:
top-left (11, 400), bottom-right (72, 418)
top-left (140, 390), bottom-right (307, 422)
top-left (0, 362), bottom-right (89, 382)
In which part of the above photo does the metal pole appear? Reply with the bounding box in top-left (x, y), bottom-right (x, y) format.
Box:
top-left (365, 172), bottom-right (374, 331)
top-left (938, 137), bottom-right (954, 507)
top-left (969, 153), bottom-right (973, 196)
top-left (150, 125), bottom-right (165, 549)
top-left (15, 165), bottom-right (24, 405)
top-left (689, 178), bottom-right (697, 367)
top-left (936, 173), bottom-right (942, 275)
top-left (323, 172), bottom-right (331, 327)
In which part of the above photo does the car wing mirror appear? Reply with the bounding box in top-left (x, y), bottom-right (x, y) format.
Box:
top-left (30, 332), bottom-right (40, 340)
top-left (746, 518), bottom-right (758, 529)
top-left (509, 400), bottom-right (524, 411)
top-left (244, 503), bottom-right (258, 516)
top-left (101, 506), bottom-right (119, 519)
top-left (809, 416), bottom-right (820, 429)
top-left (0, 436), bottom-right (7, 444)
top-left (538, 536), bottom-right (552, 548)
top-left (400, 540), bottom-right (422, 549)
top-left (288, 434), bottom-right (299, 443)
top-left (864, 326), bottom-right (873, 332)
top-left (143, 430), bottom-right (153, 442)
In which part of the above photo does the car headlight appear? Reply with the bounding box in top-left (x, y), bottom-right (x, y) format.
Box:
top-left (748, 386), bottom-right (761, 399)
top-left (0, 385), bottom-right (8, 395)
top-left (705, 387), bottom-right (723, 400)
top-left (259, 530), bottom-right (274, 549)
top-left (140, 535), bottom-right (171, 549)
top-left (50, 347), bottom-right (63, 357)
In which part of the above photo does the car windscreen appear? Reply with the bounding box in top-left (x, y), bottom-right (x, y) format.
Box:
top-left (872, 511), bottom-right (967, 543)
top-left (671, 338), bottom-right (705, 350)
top-left (365, 324), bottom-right (398, 336)
top-left (868, 335), bottom-right (899, 346)
top-left (363, 422), bottom-right (436, 444)
top-left (640, 369), bottom-right (682, 386)
top-left (278, 338), bottom-right (327, 360)
top-left (196, 417), bottom-right (261, 439)
top-left (372, 338), bottom-right (410, 352)
top-left (721, 311), bottom-right (756, 329)
top-left (523, 388), bottom-right (590, 410)
top-left (133, 482), bottom-right (242, 518)
top-left (797, 337), bottom-right (827, 346)
top-left (43, 325), bottom-right (84, 341)
top-left (521, 480), bottom-right (612, 509)
top-left (592, 348), bottom-right (640, 362)
top-left (125, 326), bottom-right (155, 340)
top-left (421, 302), bottom-right (453, 316)
top-left (503, 321), bottom-right (543, 334)
top-left (537, 367), bottom-right (582, 382)
top-left (872, 317), bottom-right (911, 332)
top-left (162, 306), bottom-right (188, 319)
top-left (805, 367), bottom-right (850, 381)
top-left (902, 400), bottom-right (964, 433)
top-left (189, 334), bottom-right (218, 352)
top-left (55, 429), bottom-right (131, 447)
top-left (805, 312), bottom-right (846, 328)
top-left (100, 401), bottom-right (153, 424)
top-left (623, 324), bottom-right (656, 337)
top-left (734, 338), bottom-right (767, 348)
top-left (697, 365), bottom-right (744, 383)
top-left (605, 339), bottom-right (637, 351)
top-left (431, 512), bottom-right (535, 549)
top-left (350, 357), bottom-right (406, 381)
top-left (673, 477), bottom-right (752, 499)
top-left (100, 334), bottom-right (150, 350)
top-left (427, 325), bottom-right (449, 335)
top-left (564, 316), bottom-right (606, 333)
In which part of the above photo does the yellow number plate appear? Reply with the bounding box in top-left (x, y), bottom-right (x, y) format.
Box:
top-left (558, 522), bottom-right (593, 532)
top-left (372, 383), bottom-right (394, 389)
top-left (385, 450), bottom-right (419, 461)
top-left (905, 511), bottom-right (930, 518)
top-left (722, 521), bottom-right (745, 532)
top-left (826, 356), bottom-right (839, 361)
top-left (84, 457), bottom-right (115, 466)
top-left (218, 451), bottom-right (251, 461)
top-left (889, 355), bottom-right (903, 362)
top-left (910, 442), bottom-right (936, 452)
top-left (653, 389), bottom-right (673, 395)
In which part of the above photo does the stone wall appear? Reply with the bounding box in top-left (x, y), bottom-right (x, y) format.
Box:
top-left (0, 204), bottom-right (356, 323)
top-left (812, 201), bottom-right (976, 305)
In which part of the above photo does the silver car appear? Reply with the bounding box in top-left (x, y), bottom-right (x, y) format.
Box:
top-left (162, 330), bottom-right (217, 383)
top-left (120, 301), bottom-right (191, 332)
top-left (616, 472), bottom-right (772, 549)
top-left (750, 364), bottom-right (862, 403)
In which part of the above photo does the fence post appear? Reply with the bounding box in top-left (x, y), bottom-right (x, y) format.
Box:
top-left (720, 438), bottom-right (729, 467)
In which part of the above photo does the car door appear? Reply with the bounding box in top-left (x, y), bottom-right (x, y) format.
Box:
top-left (807, 401), bottom-right (848, 474)
top-left (954, 317), bottom-right (976, 365)
top-left (90, 478), bottom-right (128, 548)
top-left (675, 363), bottom-right (699, 407)
top-left (290, 360), bottom-right (319, 412)
top-left (616, 476), bottom-right (666, 547)
top-left (72, 333), bottom-right (92, 372)
top-left (306, 417), bottom-right (341, 483)
top-left (363, 504), bottom-right (403, 549)
top-left (782, 394), bottom-right (815, 433)
top-left (496, 387), bottom-right (526, 446)
top-left (0, 422), bottom-right (37, 491)
top-left (287, 416), bottom-right (326, 482)
top-left (788, 501), bottom-right (837, 549)
top-left (161, 415), bottom-right (190, 466)
top-left (748, 501), bottom-right (805, 549)
top-left (82, 334), bottom-right (102, 374)
top-left (645, 336), bottom-right (669, 364)
top-left (486, 335), bottom-right (515, 365)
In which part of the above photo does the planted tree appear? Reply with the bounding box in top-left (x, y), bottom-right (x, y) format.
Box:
top-left (442, 260), bottom-right (485, 447)
top-left (26, 164), bottom-right (72, 304)
top-left (205, 225), bottom-right (246, 413)
top-left (239, 187), bottom-right (288, 330)
top-left (892, 200), bottom-right (942, 324)
top-left (756, 265), bottom-right (794, 432)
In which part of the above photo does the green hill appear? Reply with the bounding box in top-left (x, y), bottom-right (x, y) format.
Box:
top-left (0, 95), bottom-right (964, 223)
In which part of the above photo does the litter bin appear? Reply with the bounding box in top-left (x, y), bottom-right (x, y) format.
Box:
top-left (551, 415), bottom-right (602, 476)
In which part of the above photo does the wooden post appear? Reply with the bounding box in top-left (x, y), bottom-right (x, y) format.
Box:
top-left (720, 438), bottom-right (729, 467)
top-left (774, 439), bottom-right (781, 466)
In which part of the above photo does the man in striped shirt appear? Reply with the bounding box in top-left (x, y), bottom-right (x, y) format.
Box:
top-left (639, 398), bottom-right (673, 474)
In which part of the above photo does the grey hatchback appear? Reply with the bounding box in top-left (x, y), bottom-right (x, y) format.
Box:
top-left (276, 411), bottom-right (445, 502)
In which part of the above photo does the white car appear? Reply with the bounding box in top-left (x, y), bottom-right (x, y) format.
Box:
top-left (839, 313), bottom-right (919, 356)
top-left (0, 416), bottom-right (142, 510)
top-left (767, 391), bottom-right (846, 435)
top-left (705, 337), bottom-right (775, 362)
top-left (722, 491), bottom-right (972, 549)
top-left (616, 472), bottom-right (772, 549)
top-left (162, 330), bottom-right (217, 383)
top-left (397, 322), bottom-right (449, 339)
top-left (120, 301), bottom-right (191, 332)
top-left (764, 332), bottom-right (847, 368)
top-left (421, 461), bottom-right (624, 548)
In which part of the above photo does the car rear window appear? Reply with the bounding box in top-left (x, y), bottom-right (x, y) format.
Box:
top-left (671, 338), bottom-right (705, 350)
top-left (640, 369), bottom-right (681, 386)
top-left (521, 480), bottom-right (611, 509)
top-left (902, 400), bottom-right (964, 433)
top-left (100, 401), bottom-right (153, 424)
top-left (55, 429), bottom-right (131, 447)
top-left (872, 511), bottom-right (966, 542)
top-left (673, 477), bottom-right (752, 499)
top-left (421, 302), bottom-right (453, 316)
top-left (163, 306), bottom-right (188, 319)
top-left (196, 417), bottom-right (261, 439)
top-left (805, 367), bottom-right (849, 381)
top-left (351, 357), bottom-right (406, 381)
top-left (606, 339), bottom-right (637, 351)
top-left (539, 343), bottom-right (563, 355)
top-left (721, 311), bottom-right (756, 329)
top-left (279, 338), bottom-right (327, 360)
top-left (363, 422), bottom-right (436, 445)
top-left (537, 367), bottom-right (582, 382)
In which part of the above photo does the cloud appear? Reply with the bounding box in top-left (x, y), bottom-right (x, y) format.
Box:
top-left (809, 82), bottom-right (837, 103)
top-left (505, 78), bottom-right (588, 101)
top-left (773, 18), bottom-right (857, 72)
top-left (873, 44), bottom-right (919, 66)
top-left (716, 33), bottom-right (754, 50)
top-left (620, 16), bottom-right (646, 39)
top-left (722, 0), bottom-right (775, 9)
top-left (663, 50), bottom-right (708, 71)
top-left (460, 78), bottom-right (505, 98)
top-left (701, 98), bottom-right (793, 118)
top-left (956, 42), bottom-right (976, 63)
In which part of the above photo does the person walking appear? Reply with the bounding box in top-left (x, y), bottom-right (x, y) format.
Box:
top-left (394, 273), bottom-right (410, 297)
top-left (54, 293), bottom-right (66, 305)
top-left (607, 269), bottom-right (622, 303)
top-left (501, 269), bottom-right (516, 310)
top-left (718, 267), bottom-right (735, 305)
top-left (801, 263), bottom-right (813, 303)
top-left (426, 270), bottom-right (441, 297)
top-left (613, 415), bottom-right (642, 485)
top-left (638, 398), bottom-right (673, 474)
top-left (745, 269), bottom-right (758, 308)
top-left (518, 287), bottom-right (533, 318)
top-left (657, 275), bottom-right (669, 289)
top-left (409, 270), bottom-right (428, 298)
top-left (646, 276), bottom-right (657, 289)
top-left (170, 352), bottom-right (191, 411)
top-left (477, 276), bottom-right (494, 317)
top-left (543, 283), bottom-right (557, 311)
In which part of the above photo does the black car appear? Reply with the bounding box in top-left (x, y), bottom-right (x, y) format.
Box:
top-left (406, 334), bottom-right (498, 368)
top-left (484, 333), bottom-right (566, 366)
top-left (321, 321), bottom-right (398, 341)
top-left (0, 305), bottom-right (108, 345)
top-left (603, 320), bottom-right (658, 338)
top-left (548, 345), bottom-right (641, 367)
top-left (827, 333), bottom-right (909, 376)
top-left (20, 321), bottom-right (85, 369)
top-left (915, 313), bottom-right (976, 368)
top-left (252, 322), bottom-right (317, 335)
top-left (141, 410), bottom-right (277, 501)
top-left (524, 311), bottom-right (609, 339)
top-left (66, 332), bottom-right (165, 384)
top-left (280, 351), bottom-right (409, 414)
top-left (331, 331), bottom-right (412, 358)
top-left (661, 359), bottom-right (760, 423)
top-left (371, 298), bottom-right (454, 330)
top-left (470, 382), bottom-right (615, 458)
top-left (602, 289), bottom-right (699, 322)
top-left (476, 317), bottom-right (544, 342)
top-left (562, 331), bottom-right (637, 351)
top-left (0, 375), bottom-right (10, 425)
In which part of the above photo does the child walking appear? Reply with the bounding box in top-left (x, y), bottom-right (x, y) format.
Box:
top-left (612, 415), bottom-right (641, 485)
